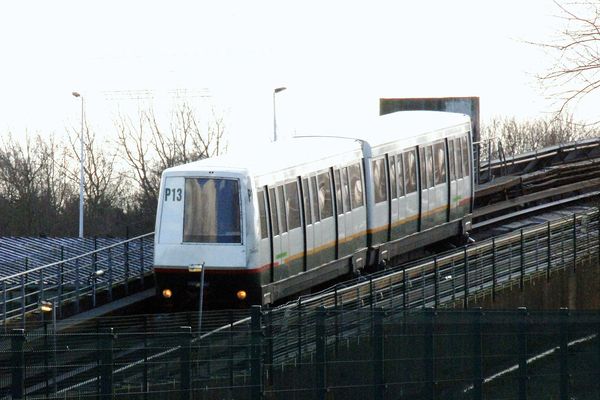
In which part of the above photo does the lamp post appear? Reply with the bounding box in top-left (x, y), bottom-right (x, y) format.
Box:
top-left (72, 91), bottom-right (84, 239)
top-left (40, 300), bottom-right (57, 393)
top-left (273, 87), bottom-right (286, 142)
top-left (189, 262), bottom-right (206, 335)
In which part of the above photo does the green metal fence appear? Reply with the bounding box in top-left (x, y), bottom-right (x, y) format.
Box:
top-left (3, 307), bottom-right (600, 399)
top-left (3, 208), bottom-right (600, 399)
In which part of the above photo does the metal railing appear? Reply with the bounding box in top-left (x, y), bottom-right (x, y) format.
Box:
top-left (477, 137), bottom-right (600, 183)
top-left (2, 208), bottom-right (600, 398)
top-left (0, 233), bottom-right (154, 328)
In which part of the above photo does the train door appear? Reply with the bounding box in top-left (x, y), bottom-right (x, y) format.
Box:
top-left (451, 135), bottom-right (472, 218)
top-left (300, 178), bottom-right (313, 271)
top-left (257, 189), bottom-right (272, 283)
top-left (432, 141), bottom-right (449, 225)
top-left (284, 180), bottom-right (304, 276)
top-left (275, 185), bottom-right (289, 280)
top-left (448, 139), bottom-right (460, 221)
top-left (403, 149), bottom-right (419, 235)
top-left (334, 167), bottom-right (354, 257)
top-left (347, 162), bottom-right (367, 250)
top-left (308, 176), bottom-right (322, 269)
top-left (419, 146), bottom-right (435, 230)
top-left (388, 154), bottom-right (400, 240)
top-left (268, 187), bottom-right (284, 280)
top-left (371, 156), bottom-right (389, 244)
top-left (316, 170), bottom-right (336, 265)
top-left (459, 135), bottom-right (473, 215)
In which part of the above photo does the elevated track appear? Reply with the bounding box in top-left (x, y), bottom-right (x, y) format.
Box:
top-left (3, 138), bottom-right (600, 398)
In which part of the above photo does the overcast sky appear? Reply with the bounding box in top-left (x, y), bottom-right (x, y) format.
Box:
top-left (0, 1), bottom-right (577, 150)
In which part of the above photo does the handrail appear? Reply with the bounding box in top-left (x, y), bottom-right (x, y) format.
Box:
top-left (0, 232), bottom-right (153, 283)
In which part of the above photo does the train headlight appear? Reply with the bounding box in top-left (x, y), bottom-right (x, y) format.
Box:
top-left (162, 288), bottom-right (173, 299)
top-left (236, 290), bottom-right (247, 301)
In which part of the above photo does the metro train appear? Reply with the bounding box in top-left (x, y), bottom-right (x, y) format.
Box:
top-left (153, 110), bottom-right (474, 305)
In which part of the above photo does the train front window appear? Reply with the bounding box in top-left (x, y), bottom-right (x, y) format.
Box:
top-left (183, 178), bottom-right (241, 244)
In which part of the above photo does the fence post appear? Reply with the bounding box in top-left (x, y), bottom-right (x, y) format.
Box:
top-left (297, 298), bottom-right (303, 364)
top-left (100, 328), bottom-right (115, 399)
top-left (472, 308), bottom-right (483, 400)
top-left (139, 236), bottom-right (145, 287)
top-left (11, 328), bottom-right (25, 400)
top-left (250, 305), bottom-right (263, 400)
top-left (373, 307), bottom-right (385, 400)
top-left (402, 266), bottom-right (407, 309)
top-left (75, 258), bottom-right (80, 314)
top-left (547, 221), bottom-right (552, 282)
top-left (464, 246), bottom-right (469, 309)
top-left (315, 306), bottom-right (327, 400)
top-left (596, 312), bottom-right (600, 397)
top-left (107, 248), bottom-right (113, 301)
top-left (265, 306), bottom-right (274, 387)
top-left (492, 238), bottom-right (497, 302)
top-left (520, 229), bottom-right (525, 291)
top-left (559, 308), bottom-right (569, 400)
top-left (143, 316), bottom-right (149, 399)
top-left (124, 241), bottom-right (130, 295)
top-left (597, 208), bottom-right (600, 266)
top-left (572, 214), bottom-right (577, 272)
top-left (2, 281), bottom-right (6, 328)
top-left (179, 326), bottom-right (192, 400)
top-left (424, 308), bottom-right (435, 400)
top-left (20, 274), bottom-right (25, 329)
top-left (433, 257), bottom-right (439, 308)
top-left (518, 307), bottom-right (528, 400)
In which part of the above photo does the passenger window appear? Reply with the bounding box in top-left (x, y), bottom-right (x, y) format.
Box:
top-left (285, 182), bottom-right (301, 230)
top-left (348, 163), bottom-right (364, 208)
top-left (318, 172), bottom-right (333, 219)
top-left (419, 148), bottom-right (426, 191)
top-left (310, 176), bottom-right (321, 222)
top-left (268, 188), bottom-right (279, 236)
top-left (258, 190), bottom-right (268, 239)
top-left (334, 169), bottom-right (343, 215)
top-left (396, 154), bottom-right (405, 197)
top-left (423, 146), bottom-right (434, 189)
top-left (277, 186), bottom-right (287, 233)
top-left (302, 178), bottom-right (312, 225)
top-left (433, 142), bottom-right (446, 185)
top-left (404, 149), bottom-right (417, 194)
top-left (461, 136), bottom-right (470, 177)
top-left (454, 138), bottom-right (463, 179)
top-left (372, 158), bottom-right (387, 203)
top-left (448, 140), bottom-right (456, 181)
top-left (389, 155), bottom-right (397, 199)
top-left (341, 167), bottom-right (351, 213)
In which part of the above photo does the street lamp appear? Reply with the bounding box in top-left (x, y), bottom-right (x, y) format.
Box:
top-left (40, 300), bottom-right (57, 393)
top-left (188, 262), bottom-right (206, 335)
top-left (72, 91), bottom-right (84, 239)
top-left (273, 87), bottom-right (287, 142)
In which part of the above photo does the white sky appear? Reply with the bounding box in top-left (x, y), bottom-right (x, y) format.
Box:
top-left (0, 0), bottom-right (580, 151)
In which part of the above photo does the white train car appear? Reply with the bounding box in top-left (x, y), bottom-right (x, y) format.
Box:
top-left (154, 111), bottom-right (473, 305)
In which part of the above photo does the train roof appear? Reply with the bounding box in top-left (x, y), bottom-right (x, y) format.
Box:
top-left (163, 110), bottom-right (471, 177)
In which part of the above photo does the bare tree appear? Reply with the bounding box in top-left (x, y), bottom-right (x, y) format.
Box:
top-left (536, 1), bottom-right (600, 118)
top-left (116, 101), bottom-right (228, 227)
top-left (0, 133), bottom-right (77, 235)
top-left (481, 114), bottom-right (598, 160)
